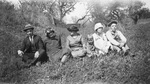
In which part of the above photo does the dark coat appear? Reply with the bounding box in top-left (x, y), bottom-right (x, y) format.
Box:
top-left (44, 34), bottom-right (62, 54)
top-left (20, 35), bottom-right (45, 53)
top-left (44, 34), bottom-right (62, 62)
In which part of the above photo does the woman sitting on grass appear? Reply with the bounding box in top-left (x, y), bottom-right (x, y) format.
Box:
top-left (91, 22), bottom-right (112, 56)
top-left (60, 25), bottom-right (86, 64)
top-left (44, 27), bottom-right (62, 63)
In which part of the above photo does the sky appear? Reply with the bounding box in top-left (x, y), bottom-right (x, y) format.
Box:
top-left (6, 0), bottom-right (150, 23)
top-left (6, 0), bottom-right (150, 8)
top-left (63, 2), bottom-right (88, 24)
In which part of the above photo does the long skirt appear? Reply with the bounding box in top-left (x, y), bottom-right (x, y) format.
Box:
top-left (62, 47), bottom-right (86, 58)
top-left (46, 49), bottom-right (62, 63)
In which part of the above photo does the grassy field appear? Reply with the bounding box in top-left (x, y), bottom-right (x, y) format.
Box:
top-left (0, 19), bottom-right (150, 84)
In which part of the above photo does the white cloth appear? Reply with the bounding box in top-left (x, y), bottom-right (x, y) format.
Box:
top-left (71, 47), bottom-right (86, 57)
top-left (34, 51), bottom-right (40, 58)
top-left (29, 36), bottom-right (34, 44)
top-left (106, 30), bottom-right (127, 46)
top-left (92, 33), bottom-right (111, 54)
top-left (106, 30), bottom-right (129, 52)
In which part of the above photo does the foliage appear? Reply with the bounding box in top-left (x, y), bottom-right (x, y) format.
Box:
top-left (0, 1), bottom-right (25, 82)
top-left (0, 0), bottom-right (150, 84)
top-left (0, 1), bottom-right (24, 26)
top-left (137, 8), bottom-right (150, 19)
top-left (19, 1), bottom-right (51, 26)
top-left (18, 0), bottom-right (77, 27)
top-left (89, 3), bottom-right (109, 25)
top-left (128, 1), bottom-right (145, 24)
top-left (1, 18), bottom-right (150, 84)
top-left (89, 0), bottom-right (146, 25)
top-left (57, 0), bottom-right (77, 21)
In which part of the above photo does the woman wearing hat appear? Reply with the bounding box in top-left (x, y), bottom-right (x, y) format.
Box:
top-left (60, 25), bottom-right (86, 64)
top-left (44, 27), bottom-right (62, 62)
top-left (106, 21), bottom-right (130, 55)
top-left (17, 24), bottom-right (46, 67)
top-left (92, 22), bottom-right (112, 55)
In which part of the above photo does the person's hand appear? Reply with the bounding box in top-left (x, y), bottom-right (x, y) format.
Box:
top-left (17, 50), bottom-right (24, 57)
top-left (34, 51), bottom-right (40, 58)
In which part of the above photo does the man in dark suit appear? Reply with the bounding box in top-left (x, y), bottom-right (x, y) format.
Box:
top-left (17, 24), bottom-right (46, 67)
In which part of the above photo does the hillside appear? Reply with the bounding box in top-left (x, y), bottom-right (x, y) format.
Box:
top-left (0, 19), bottom-right (150, 84)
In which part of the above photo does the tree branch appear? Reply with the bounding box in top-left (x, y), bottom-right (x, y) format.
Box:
top-left (75, 10), bottom-right (90, 24)
top-left (62, 2), bottom-right (77, 17)
top-left (50, 0), bottom-right (57, 9)
top-left (82, 18), bottom-right (90, 27)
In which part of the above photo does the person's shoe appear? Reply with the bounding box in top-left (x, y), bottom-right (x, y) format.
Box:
top-left (124, 50), bottom-right (135, 57)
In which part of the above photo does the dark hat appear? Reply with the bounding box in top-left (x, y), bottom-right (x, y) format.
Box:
top-left (23, 24), bottom-right (34, 32)
top-left (67, 25), bottom-right (79, 32)
top-left (108, 20), bottom-right (118, 27)
top-left (45, 27), bottom-right (55, 34)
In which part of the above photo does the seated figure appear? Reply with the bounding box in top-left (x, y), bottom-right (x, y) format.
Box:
top-left (92, 22), bottom-right (112, 55)
top-left (61, 25), bottom-right (86, 63)
top-left (17, 24), bottom-right (46, 67)
top-left (106, 20), bottom-right (130, 55)
top-left (44, 27), bottom-right (62, 63)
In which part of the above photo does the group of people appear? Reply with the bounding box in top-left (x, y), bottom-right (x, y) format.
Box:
top-left (17, 20), bottom-right (132, 67)
top-left (86, 21), bottom-right (130, 57)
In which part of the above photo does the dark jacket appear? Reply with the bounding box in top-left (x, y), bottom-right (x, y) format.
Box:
top-left (20, 35), bottom-right (45, 53)
top-left (44, 34), bottom-right (62, 55)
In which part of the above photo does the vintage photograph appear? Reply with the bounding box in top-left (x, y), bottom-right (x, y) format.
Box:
top-left (0, 0), bottom-right (150, 84)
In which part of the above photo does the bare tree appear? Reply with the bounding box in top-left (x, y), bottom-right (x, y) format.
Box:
top-left (88, 0), bottom-right (145, 25)
top-left (57, 0), bottom-right (77, 21)
top-left (18, 0), bottom-right (57, 26)
top-left (75, 10), bottom-right (90, 24)
top-left (89, 2), bottom-right (109, 24)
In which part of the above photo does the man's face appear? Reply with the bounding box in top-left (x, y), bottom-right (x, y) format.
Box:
top-left (110, 23), bottom-right (117, 31)
top-left (26, 29), bottom-right (33, 36)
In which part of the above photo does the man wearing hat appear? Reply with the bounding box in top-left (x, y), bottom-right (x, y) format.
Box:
top-left (106, 20), bottom-right (130, 55)
top-left (44, 27), bottom-right (62, 62)
top-left (60, 25), bottom-right (86, 64)
top-left (92, 22), bottom-right (112, 55)
top-left (17, 24), bottom-right (46, 67)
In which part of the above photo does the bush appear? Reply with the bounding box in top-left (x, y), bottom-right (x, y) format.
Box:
top-left (0, 1), bottom-right (20, 26)
top-left (0, 1), bottom-right (24, 80)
